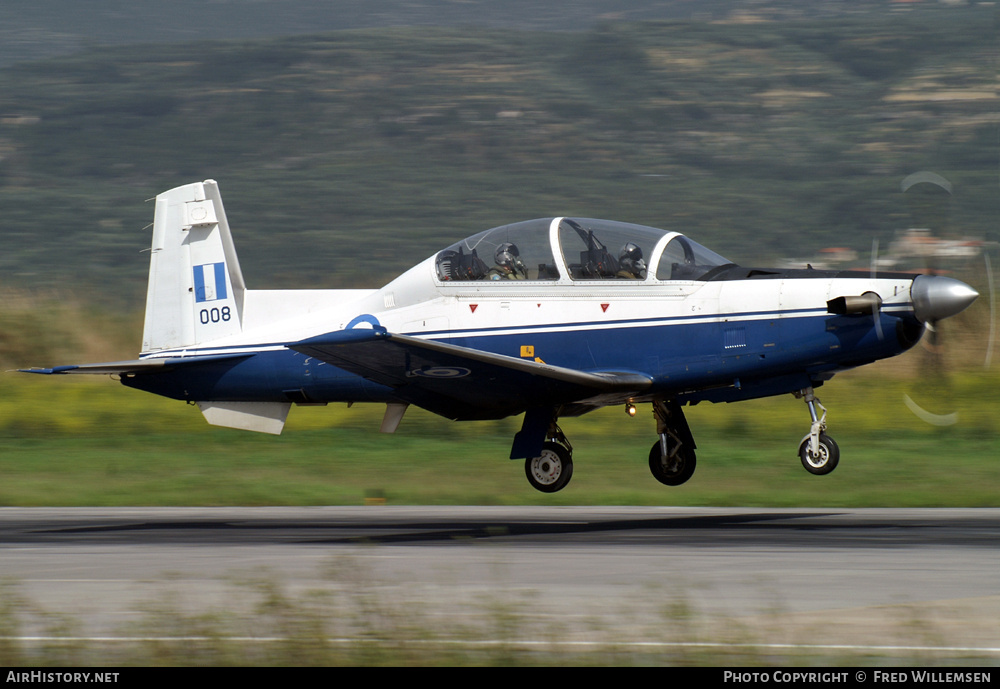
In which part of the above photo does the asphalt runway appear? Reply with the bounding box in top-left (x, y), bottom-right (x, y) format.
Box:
top-left (1, 507), bottom-right (998, 658)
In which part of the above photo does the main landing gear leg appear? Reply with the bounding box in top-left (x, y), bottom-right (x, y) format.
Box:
top-left (648, 399), bottom-right (697, 486)
top-left (794, 387), bottom-right (839, 475)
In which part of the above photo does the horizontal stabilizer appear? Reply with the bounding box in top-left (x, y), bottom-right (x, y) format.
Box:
top-left (20, 352), bottom-right (252, 375)
top-left (290, 327), bottom-right (651, 420)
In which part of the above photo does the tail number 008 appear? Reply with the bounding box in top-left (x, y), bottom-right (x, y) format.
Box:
top-left (199, 306), bottom-right (232, 324)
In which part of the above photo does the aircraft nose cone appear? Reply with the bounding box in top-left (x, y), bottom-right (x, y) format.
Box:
top-left (911, 274), bottom-right (979, 323)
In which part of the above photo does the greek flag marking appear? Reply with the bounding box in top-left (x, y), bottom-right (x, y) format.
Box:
top-left (193, 263), bottom-right (228, 303)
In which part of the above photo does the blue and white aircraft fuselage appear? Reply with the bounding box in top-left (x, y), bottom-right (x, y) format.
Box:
top-left (25, 180), bottom-right (979, 492)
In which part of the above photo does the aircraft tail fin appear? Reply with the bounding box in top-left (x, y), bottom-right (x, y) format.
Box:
top-left (142, 180), bottom-right (246, 352)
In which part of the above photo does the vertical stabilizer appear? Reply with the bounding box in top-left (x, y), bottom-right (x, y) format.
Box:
top-left (142, 180), bottom-right (246, 352)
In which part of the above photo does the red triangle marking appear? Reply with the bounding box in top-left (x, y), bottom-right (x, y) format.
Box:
top-left (469, 304), bottom-right (478, 313)
top-left (601, 303), bottom-right (609, 312)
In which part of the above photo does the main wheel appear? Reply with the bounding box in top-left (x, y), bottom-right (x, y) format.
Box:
top-left (648, 440), bottom-right (696, 486)
top-left (798, 433), bottom-right (840, 475)
top-left (525, 442), bottom-right (573, 493)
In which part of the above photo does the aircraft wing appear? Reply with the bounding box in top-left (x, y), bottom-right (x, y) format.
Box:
top-left (19, 352), bottom-right (253, 375)
top-left (290, 327), bottom-right (652, 420)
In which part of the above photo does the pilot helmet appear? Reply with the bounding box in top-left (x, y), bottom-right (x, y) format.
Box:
top-left (619, 242), bottom-right (646, 276)
top-left (495, 242), bottom-right (521, 268)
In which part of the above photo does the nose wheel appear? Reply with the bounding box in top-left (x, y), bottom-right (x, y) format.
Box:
top-left (795, 387), bottom-right (840, 475)
top-left (798, 432), bottom-right (839, 475)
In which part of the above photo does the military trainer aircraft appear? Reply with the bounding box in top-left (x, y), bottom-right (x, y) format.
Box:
top-left (23, 180), bottom-right (979, 492)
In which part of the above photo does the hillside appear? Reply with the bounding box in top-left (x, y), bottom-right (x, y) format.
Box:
top-left (0, 0), bottom-right (864, 69)
top-left (0, 3), bottom-right (996, 306)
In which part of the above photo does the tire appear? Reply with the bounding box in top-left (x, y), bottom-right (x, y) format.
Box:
top-left (798, 433), bottom-right (840, 475)
top-left (648, 440), bottom-right (697, 486)
top-left (525, 442), bottom-right (573, 493)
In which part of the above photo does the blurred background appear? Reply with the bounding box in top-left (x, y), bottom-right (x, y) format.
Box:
top-left (0, 0), bottom-right (996, 505)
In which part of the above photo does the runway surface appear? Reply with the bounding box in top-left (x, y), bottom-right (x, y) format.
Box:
top-left (1, 507), bottom-right (998, 658)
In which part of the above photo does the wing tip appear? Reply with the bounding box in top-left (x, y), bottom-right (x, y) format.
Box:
top-left (18, 365), bottom-right (80, 375)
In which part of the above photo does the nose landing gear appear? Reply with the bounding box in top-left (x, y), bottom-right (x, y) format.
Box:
top-left (795, 387), bottom-right (840, 475)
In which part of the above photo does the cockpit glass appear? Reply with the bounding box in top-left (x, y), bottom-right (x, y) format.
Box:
top-left (558, 218), bottom-right (665, 280)
top-left (655, 235), bottom-right (733, 281)
top-left (434, 217), bottom-right (734, 284)
top-left (435, 218), bottom-right (559, 281)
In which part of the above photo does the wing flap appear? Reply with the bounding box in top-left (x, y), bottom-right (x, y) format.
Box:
top-left (290, 327), bottom-right (651, 420)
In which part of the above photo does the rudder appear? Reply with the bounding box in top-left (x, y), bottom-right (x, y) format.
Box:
top-left (142, 180), bottom-right (246, 352)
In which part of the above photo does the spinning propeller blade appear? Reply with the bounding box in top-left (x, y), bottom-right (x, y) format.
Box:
top-left (897, 172), bottom-right (988, 425)
top-left (870, 237), bottom-right (884, 341)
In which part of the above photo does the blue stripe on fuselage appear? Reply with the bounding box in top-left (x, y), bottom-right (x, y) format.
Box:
top-left (123, 311), bottom-right (915, 411)
top-left (136, 303), bottom-right (915, 360)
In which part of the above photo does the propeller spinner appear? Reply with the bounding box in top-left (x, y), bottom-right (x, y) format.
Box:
top-left (911, 274), bottom-right (979, 324)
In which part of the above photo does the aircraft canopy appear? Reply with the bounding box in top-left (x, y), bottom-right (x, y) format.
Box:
top-left (434, 217), bottom-right (732, 283)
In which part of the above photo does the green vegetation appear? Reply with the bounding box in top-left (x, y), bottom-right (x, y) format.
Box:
top-left (0, 4), bottom-right (995, 304)
top-left (1, 5), bottom-right (997, 665)
top-left (1, 250), bottom-right (996, 508)
top-left (0, 1), bottom-right (995, 507)
top-left (2, 358), bottom-right (997, 507)
top-left (0, 1), bottom-right (994, 497)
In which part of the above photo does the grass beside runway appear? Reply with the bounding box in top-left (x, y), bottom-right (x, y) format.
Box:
top-left (1, 365), bottom-right (997, 507)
